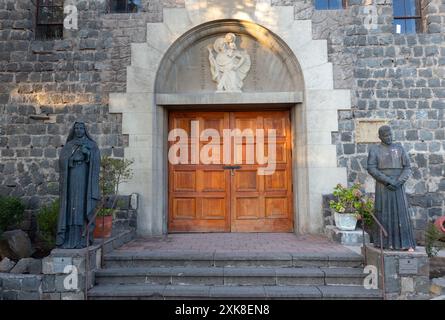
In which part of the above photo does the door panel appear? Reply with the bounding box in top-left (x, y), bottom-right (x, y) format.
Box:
top-left (230, 111), bottom-right (293, 232)
top-left (168, 110), bottom-right (293, 232)
top-left (168, 112), bottom-right (230, 232)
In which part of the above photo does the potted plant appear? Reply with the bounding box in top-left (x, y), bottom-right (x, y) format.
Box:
top-left (329, 183), bottom-right (368, 231)
top-left (95, 156), bottom-right (134, 238)
top-left (94, 208), bottom-right (114, 238)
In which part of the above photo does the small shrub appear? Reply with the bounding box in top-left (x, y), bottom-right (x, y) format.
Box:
top-left (37, 199), bottom-right (59, 250)
top-left (96, 156), bottom-right (134, 220)
top-left (0, 196), bottom-right (25, 233)
top-left (358, 196), bottom-right (375, 228)
top-left (97, 208), bottom-right (114, 217)
top-left (100, 156), bottom-right (134, 196)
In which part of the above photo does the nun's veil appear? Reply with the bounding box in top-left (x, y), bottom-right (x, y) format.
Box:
top-left (66, 122), bottom-right (95, 143)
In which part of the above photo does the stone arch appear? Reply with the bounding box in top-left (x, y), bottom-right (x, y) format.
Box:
top-left (155, 19), bottom-right (304, 94)
top-left (109, 0), bottom-right (351, 236)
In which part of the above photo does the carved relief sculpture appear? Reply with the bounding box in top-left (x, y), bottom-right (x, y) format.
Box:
top-left (208, 33), bottom-right (251, 92)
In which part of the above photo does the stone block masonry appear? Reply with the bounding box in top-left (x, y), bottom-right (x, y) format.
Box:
top-left (363, 245), bottom-right (430, 299)
top-left (0, 0), bottom-right (444, 242)
top-left (0, 273), bottom-right (43, 300)
top-left (0, 0), bottom-right (161, 237)
top-left (281, 0), bottom-right (445, 243)
top-left (0, 229), bottom-right (135, 300)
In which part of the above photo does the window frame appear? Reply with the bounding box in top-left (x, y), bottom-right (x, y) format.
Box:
top-left (35, 0), bottom-right (64, 40)
top-left (314, 0), bottom-right (346, 10)
top-left (392, 0), bottom-right (423, 33)
top-left (107, 0), bottom-right (141, 14)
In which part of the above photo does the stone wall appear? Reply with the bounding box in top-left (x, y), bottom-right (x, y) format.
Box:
top-left (276, 0), bottom-right (445, 242)
top-left (0, 0), bottom-right (444, 242)
top-left (0, 201), bottom-right (136, 300)
top-left (104, 194), bottom-right (138, 236)
top-left (0, 0), bottom-right (161, 234)
top-left (364, 245), bottom-right (430, 299)
top-left (0, 229), bottom-right (135, 300)
top-left (0, 273), bottom-right (42, 300)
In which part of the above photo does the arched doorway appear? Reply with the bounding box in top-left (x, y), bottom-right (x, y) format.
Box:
top-left (109, 2), bottom-right (350, 236)
top-left (157, 20), bottom-right (301, 233)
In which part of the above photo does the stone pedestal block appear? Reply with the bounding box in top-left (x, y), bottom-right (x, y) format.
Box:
top-left (325, 225), bottom-right (370, 246)
top-left (39, 230), bottom-right (135, 300)
top-left (363, 245), bottom-right (430, 299)
top-left (430, 277), bottom-right (445, 296)
top-left (41, 243), bottom-right (102, 300)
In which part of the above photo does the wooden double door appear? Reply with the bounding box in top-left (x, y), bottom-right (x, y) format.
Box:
top-left (168, 110), bottom-right (293, 232)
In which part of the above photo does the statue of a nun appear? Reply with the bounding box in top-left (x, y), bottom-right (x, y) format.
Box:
top-left (56, 122), bottom-right (100, 249)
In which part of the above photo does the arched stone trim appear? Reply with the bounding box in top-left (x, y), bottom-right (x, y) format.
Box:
top-left (155, 19), bottom-right (304, 93)
top-left (109, 0), bottom-right (350, 236)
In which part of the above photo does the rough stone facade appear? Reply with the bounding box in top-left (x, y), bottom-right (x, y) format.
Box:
top-left (0, 228), bottom-right (135, 300)
top-left (281, 0), bottom-right (445, 242)
top-left (0, 273), bottom-right (42, 300)
top-left (0, 0), bottom-right (162, 234)
top-left (0, 0), bottom-right (444, 242)
top-left (364, 245), bottom-right (430, 299)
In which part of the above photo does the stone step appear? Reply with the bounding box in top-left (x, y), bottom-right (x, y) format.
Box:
top-left (103, 251), bottom-right (364, 268)
top-left (88, 284), bottom-right (382, 300)
top-left (430, 277), bottom-right (445, 296)
top-left (95, 266), bottom-right (366, 286)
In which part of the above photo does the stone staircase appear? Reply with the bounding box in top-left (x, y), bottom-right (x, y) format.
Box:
top-left (88, 251), bottom-right (382, 299)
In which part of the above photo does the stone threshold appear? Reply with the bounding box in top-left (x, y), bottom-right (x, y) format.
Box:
top-left (88, 284), bottom-right (382, 300)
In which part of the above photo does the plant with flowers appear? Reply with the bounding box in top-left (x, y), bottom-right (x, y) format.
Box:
top-left (329, 183), bottom-right (375, 227)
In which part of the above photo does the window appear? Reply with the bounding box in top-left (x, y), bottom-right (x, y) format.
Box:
top-left (36, 0), bottom-right (64, 40)
top-left (393, 0), bottom-right (422, 33)
top-left (108, 0), bottom-right (141, 13)
top-left (314, 0), bottom-right (345, 10)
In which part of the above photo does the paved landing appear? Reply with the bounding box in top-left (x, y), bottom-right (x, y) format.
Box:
top-left (116, 233), bottom-right (356, 254)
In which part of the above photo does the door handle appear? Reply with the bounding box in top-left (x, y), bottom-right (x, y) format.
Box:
top-left (223, 165), bottom-right (241, 176)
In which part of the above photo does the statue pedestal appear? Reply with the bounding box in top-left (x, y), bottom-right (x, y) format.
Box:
top-left (325, 225), bottom-right (370, 246)
top-left (362, 245), bottom-right (430, 299)
top-left (40, 229), bottom-right (135, 300)
top-left (41, 243), bottom-right (102, 300)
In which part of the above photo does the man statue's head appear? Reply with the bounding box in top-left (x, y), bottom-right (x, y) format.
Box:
top-left (378, 125), bottom-right (393, 145)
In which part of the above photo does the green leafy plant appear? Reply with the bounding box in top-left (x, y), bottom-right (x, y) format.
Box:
top-left (329, 184), bottom-right (363, 214)
top-left (329, 183), bottom-right (375, 227)
top-left (0, 196), bottom-right (25, 233)
top-left (358, 196), bottom-right (375, 228)
top-left (425, 222), bottom-right (445, 258)
top-left (97, 156), bottom-right (134, 218)
top-left (97, 208), bottom-right (114, 217)
top-left (36, 199), bottom-right (59, 249)
top-left (100, 156), bottom-right (134, 196)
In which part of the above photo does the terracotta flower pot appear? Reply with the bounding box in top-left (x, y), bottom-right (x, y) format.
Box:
top-left (94, 215), bottom-right (113, 238)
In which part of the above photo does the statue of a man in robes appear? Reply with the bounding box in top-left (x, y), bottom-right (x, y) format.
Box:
top-left (56, 122), bottom-right (100, 249)
top-left (367, 125), bottom-right (416, 251)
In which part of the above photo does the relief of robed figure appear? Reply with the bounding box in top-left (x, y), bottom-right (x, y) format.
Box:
top-left (208, 33), bottom-right (251, 92)
top-left (56, 122), bottom-right (101, 249)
